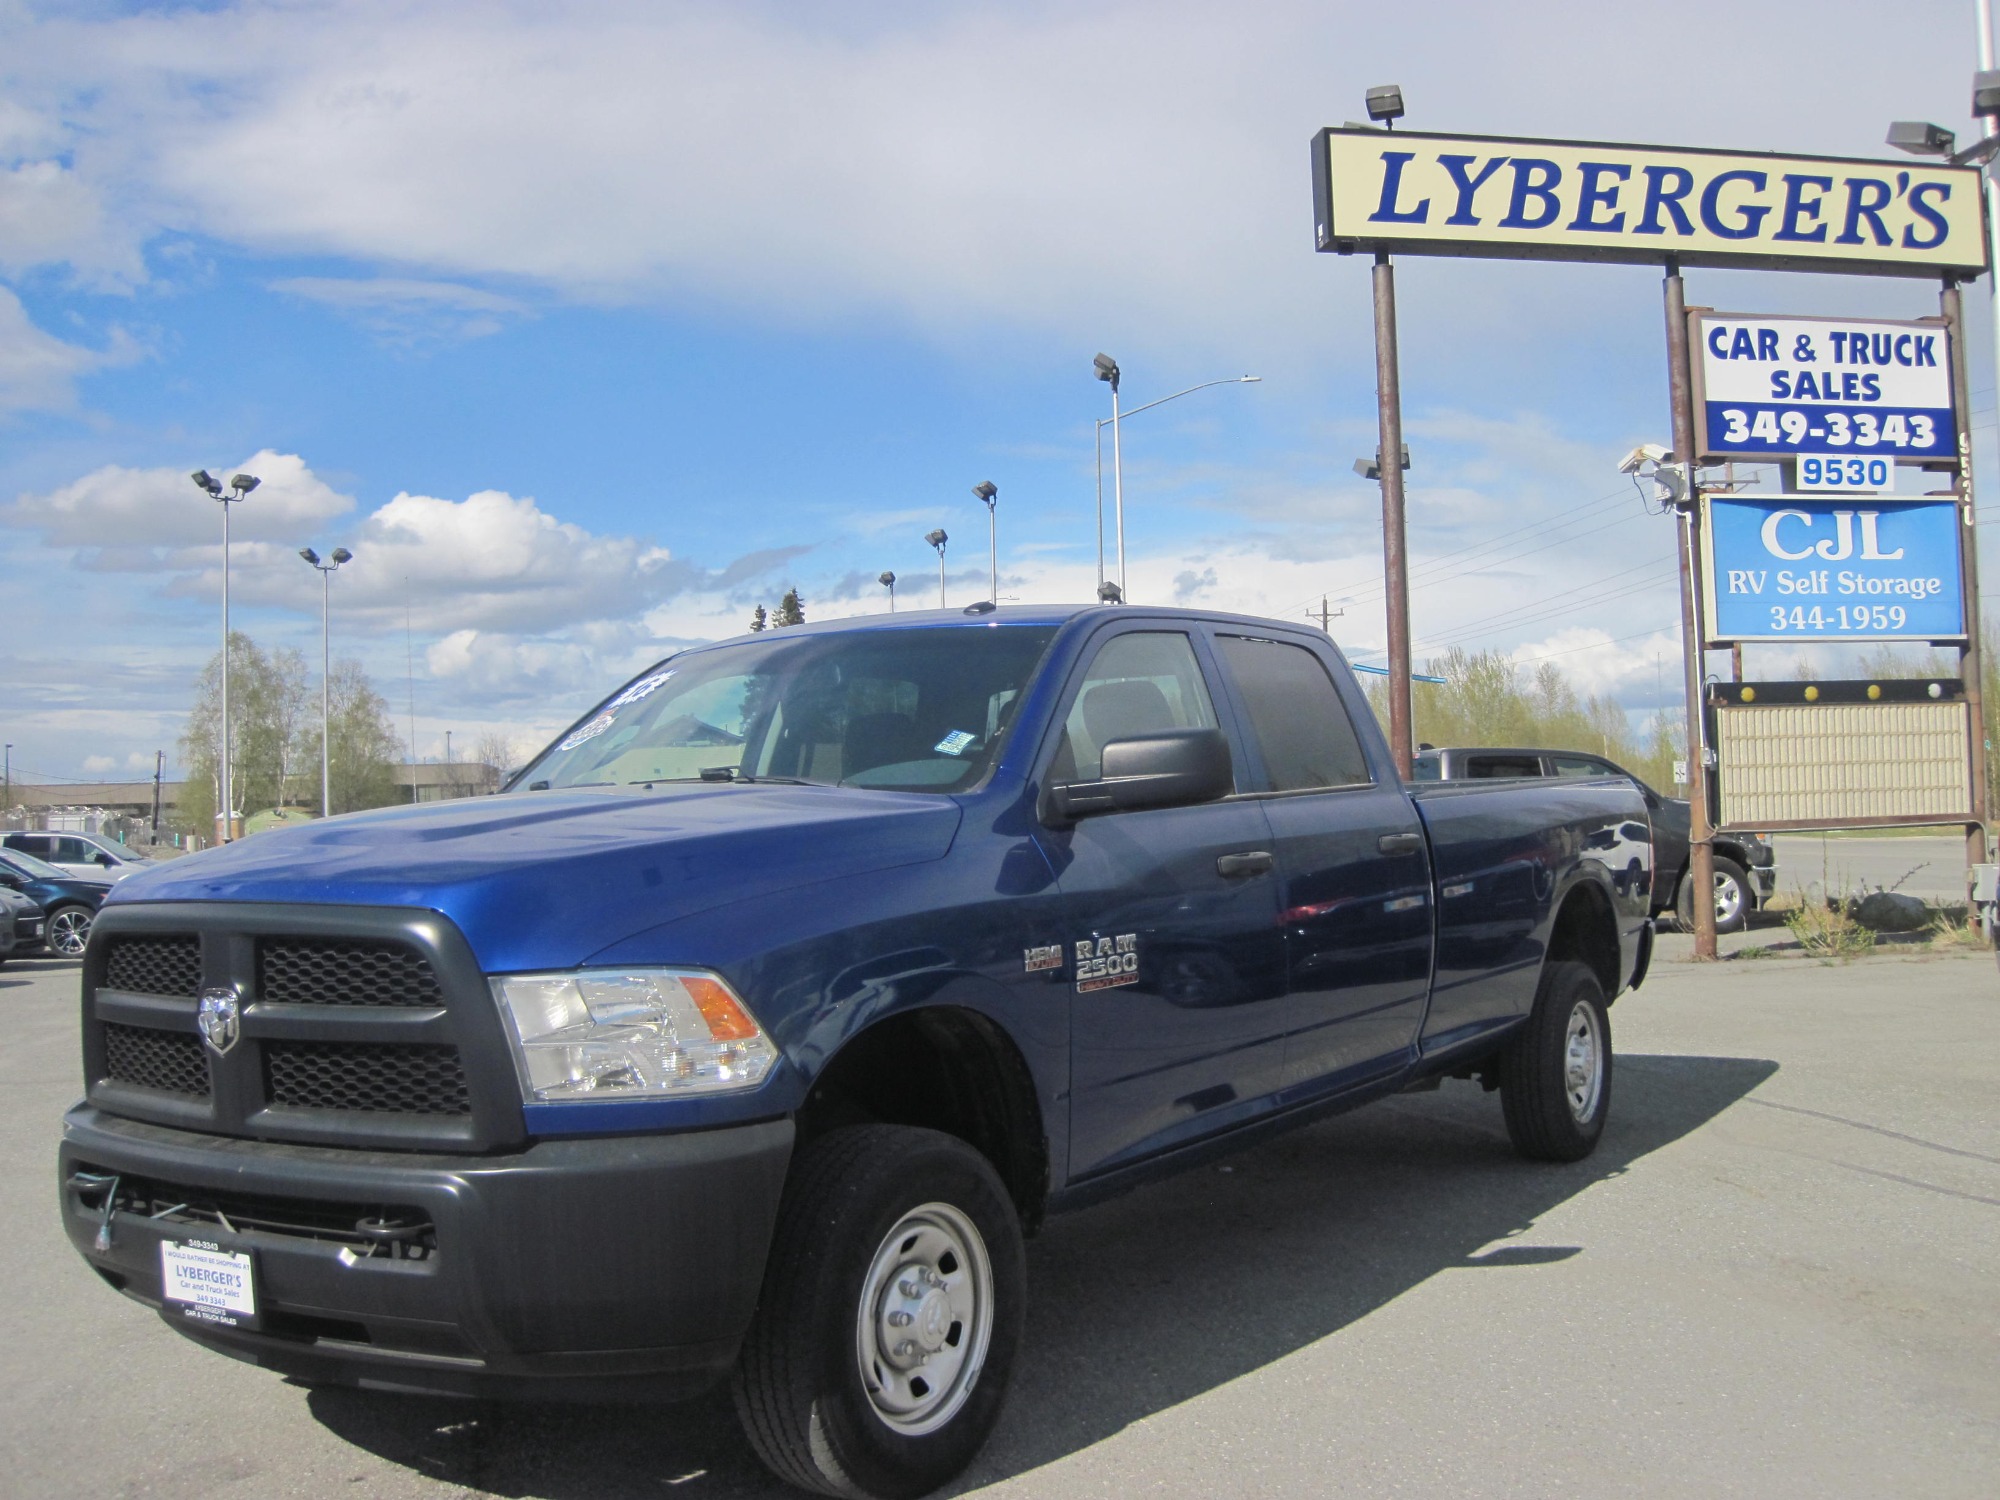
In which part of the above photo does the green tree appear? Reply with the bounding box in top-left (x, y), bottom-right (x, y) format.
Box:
top-left (773, 588), bottom-right (806, 627)
top-left (177, 633), bottom-right (310, 832)
top-left (295, 659), bottom-right (406, 814)
top-left (749, 604), bottom-right (767, 632)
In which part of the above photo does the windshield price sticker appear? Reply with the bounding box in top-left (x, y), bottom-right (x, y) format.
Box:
top-left (1703, 495), bottom-right (1964, 642)
top-left (1692, 314), bottom-right (1955, 463)
top-left (160, 1239), bottom-right (259, 1329)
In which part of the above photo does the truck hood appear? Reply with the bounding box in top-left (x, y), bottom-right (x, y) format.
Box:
top-left (109, 784), bottom-right (963, 971)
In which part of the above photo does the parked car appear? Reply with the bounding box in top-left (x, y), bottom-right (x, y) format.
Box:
top-left (0, 886), bottom-right (47, 962)
top-left (1411, 745), bottom-right (1776, 933)
top-left (60, 603), bottom-right (1650, 1500)
top-left (0, 849), bottom-right (109, 957)
top-left (3, 831), bottom-right (154, 882)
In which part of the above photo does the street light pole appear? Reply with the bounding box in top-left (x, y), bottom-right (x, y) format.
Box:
top-left (299, 546), bottom-right (352, 818)
top-left (1094, 355), bottom-right (1126, 599)
top-left (192, 470), bottom-right (258, 841)
top-left (972, 481), bottom-right (998, 602)
top-left (1090, 368), bottom-right (1261, 603)
top-left (879, 570), bottom-right (896, 612)
top-left (926, 529), bottom-right (949, 608)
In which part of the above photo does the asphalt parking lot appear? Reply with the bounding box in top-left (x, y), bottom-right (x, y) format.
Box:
top-left (3, 947), bottom-right (1996, 1499)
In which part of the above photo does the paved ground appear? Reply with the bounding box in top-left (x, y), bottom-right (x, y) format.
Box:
top-left (1769, 832), bottom-right (1974, 902)
top-left (4, 947), bottom-right (1997, 1498)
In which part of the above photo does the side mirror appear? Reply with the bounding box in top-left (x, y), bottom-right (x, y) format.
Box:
top-left (1044, 728), bottom-right (1233, 824)
top-left (96, 852), bottom-right (115, 866)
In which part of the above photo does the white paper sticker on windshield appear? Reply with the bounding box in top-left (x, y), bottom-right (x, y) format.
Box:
top-left (933, 730), bottom-right (977, 756)
top-left (607, 670), bottom-right (674, 710)
top-left (558, 712), bottom-right (617, 752)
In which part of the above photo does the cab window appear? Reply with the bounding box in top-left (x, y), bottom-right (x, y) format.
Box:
top-left (1464, 755), bottom-right (1543, 779)
top-left (1213, 636), bottom-right (1371, 792)
top-left (1051, 632), bottom-right (1219, 783)
top-left (1549, 755), bottom-right (1612, 778)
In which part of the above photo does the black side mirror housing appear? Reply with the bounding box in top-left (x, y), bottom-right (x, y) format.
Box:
top-left (1044, 728), bottom-right (1233, 824)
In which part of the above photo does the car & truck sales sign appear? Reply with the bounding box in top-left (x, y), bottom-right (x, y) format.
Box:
top-left (1311, 129), bottom-right (1988, 279)
top-left (1691, 313), bottom-right (1955, 466)
top-left (1703, 496), bottom-right (1965, 643)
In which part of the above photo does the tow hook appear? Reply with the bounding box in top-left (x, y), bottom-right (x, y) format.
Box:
top-left (69, 1171), bottom-right (120, 1252)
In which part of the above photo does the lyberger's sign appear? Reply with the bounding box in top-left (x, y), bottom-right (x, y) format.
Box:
top-left (1311, 129), bottom-right (1988, 278)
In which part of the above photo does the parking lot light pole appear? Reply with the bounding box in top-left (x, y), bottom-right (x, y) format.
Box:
top-left (192, 470), bottom-right (258, 841)
top-left (926, 530), bottom-right (949, 608)
top-left (972, 482), bottom-right (998, 602)
top-left (879, 571), bottom-right (896, 612)
top-left (299, 546), bottom-right (353, 818)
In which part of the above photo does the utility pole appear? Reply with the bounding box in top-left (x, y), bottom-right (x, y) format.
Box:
top-left (1308, 596), bottom-right (1344, 633)
top-left (1943, 276), bottom-right (1990, 868)
top-left (151, 751), bottom-right (162, 839)
top-left (1664, 263), bottom-right (1719, 960)
top-left (1370, 249), bottom-right (1414, 779)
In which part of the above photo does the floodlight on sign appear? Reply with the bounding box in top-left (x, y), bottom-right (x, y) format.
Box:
top-left (1364, 84), bottom-right (1404, 124)
top-left (1977, 69), bottom-right (2000, 118)
top-left (1886, 121), bottom-right (1955, 157)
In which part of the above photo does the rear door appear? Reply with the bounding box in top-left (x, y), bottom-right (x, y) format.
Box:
top-left (1207, 631), bottom-right (1434, 1090)
top-left (1034, 626), bottom-right (1288, 1179)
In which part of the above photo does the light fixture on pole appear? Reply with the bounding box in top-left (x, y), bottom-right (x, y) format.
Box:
top-left (192, 469), bottom-right (258, 841)
top-left (299, 545), bottom-right (353, 819)
top-left (879, 570), bottom-right (896, 612)
top-left (1090, 372), bottom-right (1260, 605)
top-left (1364, 84), bottom-right (1405, 128)
top-left (972, 481), bottom-right (998, 603)
top-left (925, 529), bottom-right (949, 608)
top-left (1092, 353), bottom-right (1125, 600)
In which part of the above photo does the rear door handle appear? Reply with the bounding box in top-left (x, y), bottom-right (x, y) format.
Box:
top-left (1378, 832), bottom-right (1425, 856)
top-left (1215, 850), bottom-right (1275, 878)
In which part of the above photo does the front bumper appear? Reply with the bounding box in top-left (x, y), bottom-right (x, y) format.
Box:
top-left (59, 1105), bottom-right (793, 1401)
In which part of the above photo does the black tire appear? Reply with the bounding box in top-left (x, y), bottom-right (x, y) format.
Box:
top-left (1675, 855), bottom-right (1751, 935)
top-left (732, 1125), bottom-right (1025, 1500)
top-left (1499, 961), bottom-right (1612, 1163)
top-left (46, 904), bottom-right (93, 958)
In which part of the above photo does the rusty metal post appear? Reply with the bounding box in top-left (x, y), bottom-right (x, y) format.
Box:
top-left (1372, 249), bottom-right (1414, 778)
top-left (1664, 264), bottom-right (1718, 959)
top-left (1942, 278), bottom-right (1990, 867)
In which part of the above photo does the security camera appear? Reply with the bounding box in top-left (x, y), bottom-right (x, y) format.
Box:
top-left (1616, 443), bottom-right (1669, 476)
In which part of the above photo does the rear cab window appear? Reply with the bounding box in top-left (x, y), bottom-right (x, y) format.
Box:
top-left (1211, 635), bottom-right (1372, 792)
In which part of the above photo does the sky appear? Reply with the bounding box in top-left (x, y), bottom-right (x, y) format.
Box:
top-left (3, 0), bottom-right (1997, 786)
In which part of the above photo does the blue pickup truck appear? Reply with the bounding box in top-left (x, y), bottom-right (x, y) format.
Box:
top-left (61, 604), bottom-right (1651, 1498)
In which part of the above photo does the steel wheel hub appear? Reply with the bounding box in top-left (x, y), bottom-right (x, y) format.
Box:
top-left (855, 1202), bottom-right (993, 1436)
top-left (1563, 999), bottom-right (1603, 1124)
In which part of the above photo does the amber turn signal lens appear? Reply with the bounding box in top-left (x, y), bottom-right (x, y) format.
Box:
top-left (684, 975), bottom-right (763, 1041)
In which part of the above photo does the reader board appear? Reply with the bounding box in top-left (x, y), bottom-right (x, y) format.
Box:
top-left (1310, 129), bottom-right (1988, 279)
top-left (1702, 495), bottom-right (1965, 643)
top-left (1690, 313), bottom-right (1955, 464)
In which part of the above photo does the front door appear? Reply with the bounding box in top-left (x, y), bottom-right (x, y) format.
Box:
top-left (1206, 631), bottom-right (1434, 1090)
top-left (1034, 628), bottom-right (1287, 1179)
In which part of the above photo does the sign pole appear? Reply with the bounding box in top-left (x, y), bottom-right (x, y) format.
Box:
top-left (1371, 248), bottom-right (1414, 779)
top-left (1942, 276), bottom-right (1990, 867)
top-left (1664, 261), bottom-right (1719, 959)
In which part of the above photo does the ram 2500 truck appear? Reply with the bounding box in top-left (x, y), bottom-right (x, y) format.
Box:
top-left (61, 604), bottom-right (1652, 1499)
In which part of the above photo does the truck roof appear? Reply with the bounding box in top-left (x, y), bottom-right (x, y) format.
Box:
top-left (686, 602), bottom-right (1340, 650)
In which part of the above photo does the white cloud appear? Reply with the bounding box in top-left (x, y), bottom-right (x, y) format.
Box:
top-left (5, 450), bottom-right (352, 548)
top-left (0, 286), bottom-right (134, 414)
top-left (269, 276), bottom-right (531, 343)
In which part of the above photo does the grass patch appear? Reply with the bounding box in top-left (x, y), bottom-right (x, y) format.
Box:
top-left (1783, 898), bottom-right (1878, 963)
top-left (1927, 906), bottom-right (1990, 952)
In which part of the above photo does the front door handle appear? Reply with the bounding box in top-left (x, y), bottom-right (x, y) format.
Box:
top-left (1215, 850), bottom-right (1275, 878)
top-left (1378, 831), bottom-right (1425, 856)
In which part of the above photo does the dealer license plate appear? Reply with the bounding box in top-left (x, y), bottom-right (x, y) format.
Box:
top-left (159, 1239), bottom-right (258, 1330)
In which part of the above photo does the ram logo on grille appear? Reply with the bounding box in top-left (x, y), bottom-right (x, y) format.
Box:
top-left (196, 986), bottom-right (242, 1056)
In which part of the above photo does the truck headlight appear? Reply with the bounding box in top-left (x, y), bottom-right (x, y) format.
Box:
top-left (489, 968), bottom-right (777, 1102)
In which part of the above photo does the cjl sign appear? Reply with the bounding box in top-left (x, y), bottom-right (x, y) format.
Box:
top-left (1691, 313), bottom-right (1955, 463)
top-left (1703, 496), bottom-right (1964, 642)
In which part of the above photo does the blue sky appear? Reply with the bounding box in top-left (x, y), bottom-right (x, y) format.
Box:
top-left (2, 0), bottom-right (1996, 785)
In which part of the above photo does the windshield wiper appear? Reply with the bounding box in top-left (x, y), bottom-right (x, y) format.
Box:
top-left (624, 770), bottom-right (824, 787)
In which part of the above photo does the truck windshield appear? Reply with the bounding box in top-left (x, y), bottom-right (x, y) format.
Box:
top-left (517, 625), bottom-right (1060, 794)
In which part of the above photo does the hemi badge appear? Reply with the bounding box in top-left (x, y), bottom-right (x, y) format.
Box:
top-left (1384, 895), bottom-right (1426, 913)
top-left (1023, 945), bottom-right (1064, 973)
top-left (1441, 881), bottom-right (1475, 899)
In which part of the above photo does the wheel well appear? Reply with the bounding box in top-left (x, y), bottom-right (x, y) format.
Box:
top-left (1547, 881), bottom-right (1620, 998)
top-left (795, 1006), bottom-right (1050, 1234)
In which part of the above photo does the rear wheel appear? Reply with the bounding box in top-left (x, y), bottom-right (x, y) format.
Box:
top-left (46, 904), bottom-right (93, 958)
top-left (1500, 961), bottom-right (1612, 1162)
top-left (733, 1125), bottom-right (1025, 1499)
top-left (1677, 856), bottom-right (1751, 935)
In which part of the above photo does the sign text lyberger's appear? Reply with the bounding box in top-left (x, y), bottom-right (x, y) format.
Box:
top-left (1312, 129), bottom-right (1988, 279)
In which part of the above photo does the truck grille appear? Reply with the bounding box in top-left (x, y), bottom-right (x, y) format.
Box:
top-left (103, 936), bottom-right (202, 998)
top-left (83, 905), bottom-right (518, 1152)
top-left (266, 1041), bottom-right (471, 1115)
top-left (102, 1022), bottom-right (211, 1098)
top-left (259, 938), bottom-right (445, 1008)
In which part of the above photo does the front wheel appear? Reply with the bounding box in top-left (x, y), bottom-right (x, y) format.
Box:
top-left (1499, 961), bottom-right (1612, 1162)
top-left (733, 1125), bottom-right (1025, 1499)
top-left (46, 904), bottom-right (93, 958)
